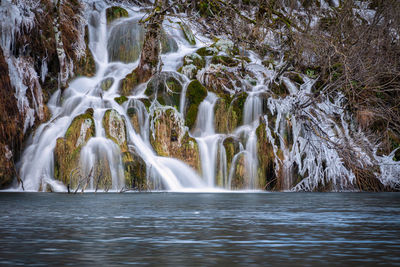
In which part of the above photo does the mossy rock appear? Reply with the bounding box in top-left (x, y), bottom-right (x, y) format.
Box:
top-left (100, 77), bottom-right (114, 91)
top-left (54, 108), bottom-right (95, 188)
top-left (214, 98), bottom-right (229, 133)
top-left (256, 120), bottom-right (276, 190)
top-left (108, 19), bottom-right (144, 63)
top-left (180, 64), bottom-right (198, 79)
top-left (127, 107), bottom-right (140, 133)
top-left (160, 29), bottom-right (178, 54)
top-left (211, 55), bottom-right (239, 67)
top-left (200, 64), bottom-right (242, 95)
top-left (106, 6), bottom-right (129, 24)
top-left (179, 53), bottom-right (205, 79)
top-left (230, 153), bottom-right (249, 189)
top-left (183, 53), bottom-right (205, 69)
top-left (144, 71), bottom-right (184, 109)
top-left (150, 107), bottom-right (201, 172)
top-left (114, 95), bottom-right (128, 105)
top-left (270, 81), bottom-right (289, 97)
top-left (122, 151), bottom-right (147, 190)
top-left (196, 46), bottom-right (218, 57)
top-left (286, 72), bottom-right (304, 84)
top-left (103, 109), bottom-right (127, 151)
top-left (184, 80), bottom-right (208, 130)
top-left (178, 22), bottom-right (196, 45)
top-left (227, 92), bottom-right (248, 129)
top-left (120, 69), bottom-right (139, 96)
top-left (222, 137), bottom-right (241, 182)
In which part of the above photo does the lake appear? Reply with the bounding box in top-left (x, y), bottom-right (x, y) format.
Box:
top-left (0, 192), bottom-right (399, 266)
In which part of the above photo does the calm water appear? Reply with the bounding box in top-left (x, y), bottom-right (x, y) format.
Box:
top-left (0, 192), bottom-right (399, 266)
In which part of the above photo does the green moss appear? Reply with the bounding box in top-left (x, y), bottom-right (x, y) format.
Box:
top-left (271, 81), bottom-right (289, 97)
top-left (122, 151), bottom-right (147, 190)
top-left (160, 29), bottom-right (178, 54)
top-left (102, 109), bottom-right (127, 150)
top-left (178, 22), bottom-right (196, 45)
top-left (114, 95), bottom-right (128, 105)
top-left (196, 47), bottom-right (218, 57)
top-left (145, 72), bottom-right (183, 109)
top-left (183, 53), bottom-right (205, 69)
top-left (54, 109), bottom-right (95, 188)
top-left (100, 77), bottom-right (114, 91)
top-left (65, 108), bottom-right (94, 139)
top-left (211, 55), bottom-right (239, 67)
top-left (120, 70), bottom-right (138, 96)
top-left (185, 80), bottom-right (207, 129)
top-left (229, 92), bottom-right (248, 126)
top-left (106, 6), bottom-right (129, 24)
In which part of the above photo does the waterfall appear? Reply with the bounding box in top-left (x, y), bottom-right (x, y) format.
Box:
top-left (193, 92), bottom-right (220, 187)
top-left (9, 2), bottom-right (399, 192)
top-left (16, 7), bottom-right (208, 192)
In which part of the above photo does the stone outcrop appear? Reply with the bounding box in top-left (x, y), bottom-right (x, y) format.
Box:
top-left (54, 109), bottom-right (95, 188)
top-left (150, 107), bottom-right (201, 172)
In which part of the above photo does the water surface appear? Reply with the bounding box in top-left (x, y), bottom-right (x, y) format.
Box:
top-left (0, 192), bottom-right (399, 266)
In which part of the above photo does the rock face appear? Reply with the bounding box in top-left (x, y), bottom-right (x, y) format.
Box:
top-left (214, 92), bottom-right (248, 133)
top-left (106, 6), bottom-right (129, 24)
top-left (54, 109), bottom-right (95, 189)
top-left (184, 80), bottom-right (207, 130)
top-left (256, 119), bottom-right (277, 190)
top-left (145, 72), bottom-right (184, 109)
top-left (150, 107), bottom-right (201, 172)
top-left (103, 109), bottom-right (147, 190)
top-left (108, 18), bottom-right (144, 63)
top-left (178, 22), bottom-right (196, 45)
top-left (0, 47), bottom-right (24, 188)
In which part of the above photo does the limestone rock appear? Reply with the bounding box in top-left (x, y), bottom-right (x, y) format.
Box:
top-left (150, 107), bottom-right (201, 172)
top-left (54, 109), bottom-right (95, 188)
top-left (106, 6), bottom-right (129, 24)
top-left (184, 80), bottom-right (207, 130)
top-left (145, 71), bottom-right (184, 109)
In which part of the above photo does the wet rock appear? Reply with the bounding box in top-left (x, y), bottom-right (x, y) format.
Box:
top-left (114, 96), bottom-right (128, 105)
top-left (184, 80), bottom-right (208, 130)
top-left (197, 64), bottom-right (242, 95)
top-left (106, 6), bottom-right (129, 24)
top-left (211, 55), bottom-right (239, 67)
top-left (230, 153), bottom-right (249, 189)
top-left (54, 109), bottom-right (95, 188)
top-left (120, 69), bottom-right (139, 96)
top-left (160, 30), bottom-right (179, 54)
top-left (127, 107), bottom-right (140, 133)
top-left (108, 18), bottom-right (177, 64)
top-left (179, 53), bottom-right (205, 79)
top-left (108, 19), bottom-right (144, 63)
top-left (150, 107), bottom-right (201, 172)
top-left (256, 119), bottom-right (276, 190)
top-left (100, 77), bottom-right (114, 91)
top-left (196, 46), bottom-right (218, 57)
top-left (122, 150), bottom-right (147, 190)
top-left (178, 22), bottom-right (196, 45)
top-left (103, 109), bottom-right (127, 150)
top-left (145, 71), bottom-right (184, 108)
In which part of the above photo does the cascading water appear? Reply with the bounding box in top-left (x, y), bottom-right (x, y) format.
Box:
top-left (10, 2), bottom-right (399, 192)
top-left (193, 92), bottom-right (220, 187)
top-left (16, 6), bottom-right (210, 192)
